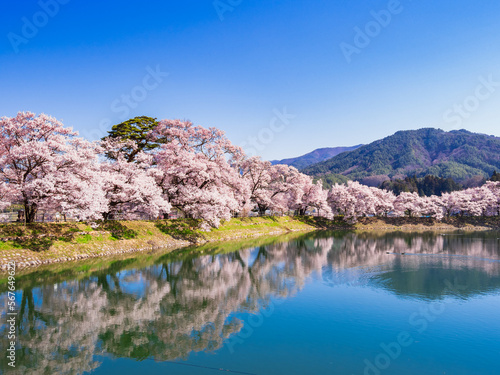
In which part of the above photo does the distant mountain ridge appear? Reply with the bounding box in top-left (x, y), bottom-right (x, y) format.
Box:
top-left (271, 145), bottom-right (362, 170)
top-left (302, 128), bottom-right (500, 185)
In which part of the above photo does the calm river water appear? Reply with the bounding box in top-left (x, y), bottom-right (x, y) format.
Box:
top-left (1, 231), bottom-right (500, 375)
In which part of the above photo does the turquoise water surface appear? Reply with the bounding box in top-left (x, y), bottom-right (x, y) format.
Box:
top-left (1, 231), bottom-right (500, 375)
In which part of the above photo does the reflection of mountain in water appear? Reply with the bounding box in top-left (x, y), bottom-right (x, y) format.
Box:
top-left (372, 265), bottom-right (500, 300)
top-left (0, 231), bottom-right (499, 374)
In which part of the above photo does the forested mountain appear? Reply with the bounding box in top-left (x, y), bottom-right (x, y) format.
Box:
top-left (303, 129), bottom-right (500, 184)
top-left (271, 145), bottom-right (362, 170)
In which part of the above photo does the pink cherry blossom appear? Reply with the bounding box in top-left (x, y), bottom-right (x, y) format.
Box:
top-left (99, 138), bottom-right (171, 220)
top-left (0, 112), bottom-right (107, 222)
top-left (152, 119), bottom-right (245, 228)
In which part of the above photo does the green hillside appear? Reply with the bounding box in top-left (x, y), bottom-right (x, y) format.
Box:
top-left (303, 128), bottom-right (500, 183)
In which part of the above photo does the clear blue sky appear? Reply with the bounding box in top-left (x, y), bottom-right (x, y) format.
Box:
top-left (1, 0), bottom-right (500, 160)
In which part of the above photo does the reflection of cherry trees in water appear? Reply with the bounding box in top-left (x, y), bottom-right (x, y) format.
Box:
top-left (0, 283), bottom-right (107, 374)
top-left (0, 239), bottom-right (329, 375)
top-left (1, 232), bottom-right (499, 374)
top-left (321, 232), bottom-right (500, 271)
top-left (319, 232), bottom-right (500, 297)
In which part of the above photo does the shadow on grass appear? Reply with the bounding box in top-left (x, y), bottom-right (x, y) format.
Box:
top-left (99, 221), bottom-right (138, 240)
top-left (373, 217), bottom-right (437, 227)
top-left (265, 216), bottom-right (279, 222)
top-left (0, 222), bottom-right (80, 236)
top-left (440, 216), bottom-right (500, 229)
top-left (294, 215), bottom-right (355, 229)
top-left (0, 221), bottom-right (140, 252)
top-left (11, 237), bottom-right (57, 252)
top-left (0, 223), bottom-right (82, 252)
top-left (155, 219), bottom-right (205, 243)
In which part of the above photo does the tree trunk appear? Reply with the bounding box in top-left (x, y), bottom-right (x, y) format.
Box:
top-left (257, 204), bottom-right (267, 216)
top-left (24, 203), bottom-right (37, 223)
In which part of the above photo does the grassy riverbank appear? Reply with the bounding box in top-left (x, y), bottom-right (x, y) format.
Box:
top-left (1, 216), bottom-right (499, 271)
top-left (0, 217), bottom-right (317, 270)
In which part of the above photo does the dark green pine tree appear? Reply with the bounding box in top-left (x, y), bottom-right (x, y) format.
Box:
top-left (104, 116), bottom-right (160, 162)
top-left (490, 170), bottom-right (500, 182)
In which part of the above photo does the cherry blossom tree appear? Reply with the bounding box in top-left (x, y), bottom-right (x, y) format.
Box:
top-left (239, 158), bottom-right (325, 216)
top-left (466, 186), bottom-right (495, 217)
top-left (328, 181), bottom-right (381, 221)
top-left (348, 181), bottom-right (378, 218)
top-left (371, 188), bottom-right (396, 217)
top-left (451, 189), bottom-right (488, 217)
top-left (0, 112), bottom-right (106, 222)
top-left (436, 192), bottom-right (460, 218)
top-left (432, 183), bottom-right (500, 218)
top-left (291, 176), bottom-right (332, 217)
top-left (266, 164), bottom-right (306, 215)
top-left (239, 157), bottom-right (274, 215)
top-left (152, 119), bottom-right (246, 228)
top-left (328, 183), bottom-right (355, 219)
top-left (99, 138), bottom-right (171, 220)
top-left (484, 181), bottom-right (500, 216)
top-left (421, 195), bottom-right (444, 220)
top-left (394, 192), bottom-right (423, 217)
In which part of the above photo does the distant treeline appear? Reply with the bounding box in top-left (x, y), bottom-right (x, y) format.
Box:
top-left (380, 172), bottom-right (500, 197)
top-left (380, 175), bottom-right (462, 196)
